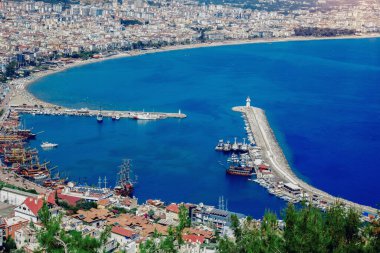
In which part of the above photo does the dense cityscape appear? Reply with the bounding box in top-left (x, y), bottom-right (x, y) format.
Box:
top-left (0, 0), bottom-right (379, 252)
top-left (1, 0), bottom-right (380, 77)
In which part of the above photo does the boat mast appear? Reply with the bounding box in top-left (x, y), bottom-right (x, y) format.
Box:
top-left (116, 159), bottom-right (132, 187)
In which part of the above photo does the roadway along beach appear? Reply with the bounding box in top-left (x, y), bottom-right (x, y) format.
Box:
top-left (7, 33), bottom-right (380, 113)
top-left (233, 105), bottom-right (379, 215)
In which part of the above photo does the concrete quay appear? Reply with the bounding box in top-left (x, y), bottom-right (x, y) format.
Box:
top-left (11, 105), bottom-right (187, 120)
top-left (7, 88), bottom-right (186, 120)
top-left (0, 169), bottom-right (48, 194)
top-left (233, 105), bottom-right (378, 215)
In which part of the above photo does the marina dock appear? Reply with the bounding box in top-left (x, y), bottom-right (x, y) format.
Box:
top-left (7, 88), bottom-right (186, 120)
top-left (232, 103), bottom-right (378, 216)
top-left (10, 105), bottom-right (187, 120)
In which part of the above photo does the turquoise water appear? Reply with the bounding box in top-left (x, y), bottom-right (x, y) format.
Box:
top-left (25, 38), bottom-right (380, 217)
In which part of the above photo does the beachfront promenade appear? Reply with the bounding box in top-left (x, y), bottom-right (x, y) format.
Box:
top-left (233, 105), bottom-right (378, 215)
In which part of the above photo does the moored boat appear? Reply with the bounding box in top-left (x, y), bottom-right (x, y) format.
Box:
top-left (41, 142), bottom-right (58, 149)
top-left (114, 159), bottom-right (137, 197)
top-left (215, 139), bottom-right (224, 151)
top-left (132, 112), bottom-right (160, 120)
top-left (226, 166), bottom-right (254, 176)
top-left (96, 113), bottom-right (103, 123)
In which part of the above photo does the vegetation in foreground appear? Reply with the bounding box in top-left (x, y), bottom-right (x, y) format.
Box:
top-left (13, 201), bottom-right (379, 253)
top-left (35, 203), bottom-right (111, 253)
top-left (140, 203), bottom-right (379, 253)
top-left (219, 204), bottom-right (380, 253)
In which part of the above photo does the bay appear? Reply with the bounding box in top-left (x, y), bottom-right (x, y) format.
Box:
top-left (25, 38), bottom-right (380, 217)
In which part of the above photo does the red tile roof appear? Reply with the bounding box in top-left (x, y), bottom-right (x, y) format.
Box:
top-left (111, 226), bottom-right (135, 238)
top-left (58, 193), bottom-right (81, 206)
top-left (166, 203), bottom-right (179, 214)
top-left (183, 234), bottom-right (205, 244)
top-left (23, 197), bottom-right (44, 216)
top-left (97, 199), bottom-right (111, 206)
top-left (46, 192), bottom-right (57, 206)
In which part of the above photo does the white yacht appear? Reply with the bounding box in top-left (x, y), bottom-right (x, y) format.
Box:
top-left (41, 142), bottom-right (58, 149)
top-left (133, 113), bottom-right (160, 120)
top-left (231, 137), bottom-right (239, 151)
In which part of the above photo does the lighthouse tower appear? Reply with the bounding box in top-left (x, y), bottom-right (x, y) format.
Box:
top-left (246, 96), bottom-right (251, 107)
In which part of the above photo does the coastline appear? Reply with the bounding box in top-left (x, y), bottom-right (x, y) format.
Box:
top-left (9, 34), bottom-right (380, 108)
top-left (4, 35), bottom-right (379, 216)
top-left (233, 106), bottom-right (378, 215)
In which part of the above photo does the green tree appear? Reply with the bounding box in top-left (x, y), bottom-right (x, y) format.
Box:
top-left (283, 203), bottom-right (327, 253)
top-left (148, 209), bottom-right (155, 218)
top-left (5, 62), bottom-right (17, 78)
top-left (365, 215), bottom-right (380, 252)
top-left (176, 204), bottom-right (190, 245)
top-left (230, 214), bottom-right (242, 240)
top-left (140, 205), bottom-right (191, 252)
top-left (3, 237), bottom-right (17, 253)
top-left (217, 203), bottom-right (376, 253)
top-left (36, 202), bottom-right (110, 253)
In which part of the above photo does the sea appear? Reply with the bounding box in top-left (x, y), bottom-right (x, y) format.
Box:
top-left (24, 38), bottom-right (380, 217)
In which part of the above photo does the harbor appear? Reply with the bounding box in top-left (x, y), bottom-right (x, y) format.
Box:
top-left (227, 97), bottom-right (378, 218)
top-left (9, 105), bottom-right (186, 121)
top-left (0, 107), bottom-right (137, 197)
top-left (6, 81), bottom-right (187, 121)
top-left (0, 39), bottom-right (378, 218)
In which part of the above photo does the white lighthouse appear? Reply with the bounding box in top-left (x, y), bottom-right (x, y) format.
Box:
top-left (246, 96), bottom-right (251, 107)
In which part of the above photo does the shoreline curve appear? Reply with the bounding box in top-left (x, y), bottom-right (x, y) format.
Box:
top-left (9, 34), bottom-right (380, 109)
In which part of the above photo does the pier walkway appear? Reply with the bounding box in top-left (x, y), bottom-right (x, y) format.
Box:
top-left (233, 105), bottom-right (378, 215)
top-left (8, 89), bottom-right (186, 120)
top-left (10, 105), bottom-right (187, 120)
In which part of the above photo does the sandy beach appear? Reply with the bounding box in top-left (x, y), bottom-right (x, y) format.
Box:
top-left (8, 34), bottom-right (380, 108)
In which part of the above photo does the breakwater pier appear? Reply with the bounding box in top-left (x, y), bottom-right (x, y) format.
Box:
top-left (8, 90), bottom-right (187, 120)
top-left (233, 102), bottom-right (378, 217)
top-left (10, 105), bottom-right (186, 120)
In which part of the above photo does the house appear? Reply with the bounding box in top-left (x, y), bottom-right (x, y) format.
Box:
top-left (0, 218), bottom-right (5, 247)
top-left (146, 199), bottom-right (164, 207)
top-left (183, 227), bottom-right (214, 241)
top-left (182, 234), bottom-right (205, 244)
top-left (190, 204), bottom-right (245, 233)
top-left (58, 192), bottom-right (81, 206)
top-left (4, 216), bottom-right (29, 239)
top-left (283, 183), bottom-right (302, 196)
top-left (111, 226), bottom-right (139, 244)
top-left (120, 197), bottom-right (138, 210)
top-left (14, 226), bottom-right (39, 253)
top-left (107, 213), bottom-right (168, 238)
top-left (14, 197), bottom-right (44, 223)
top-left (122, 240), bottom-right (137, 253)
top-left (0, 187), bottom-right (38, 206)
top-left (166, 203), bottom-right (179, 222)
top-left (97, 199), bottom-right (111, 209)
top-left (73, 208), bottom-right (113, 227)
